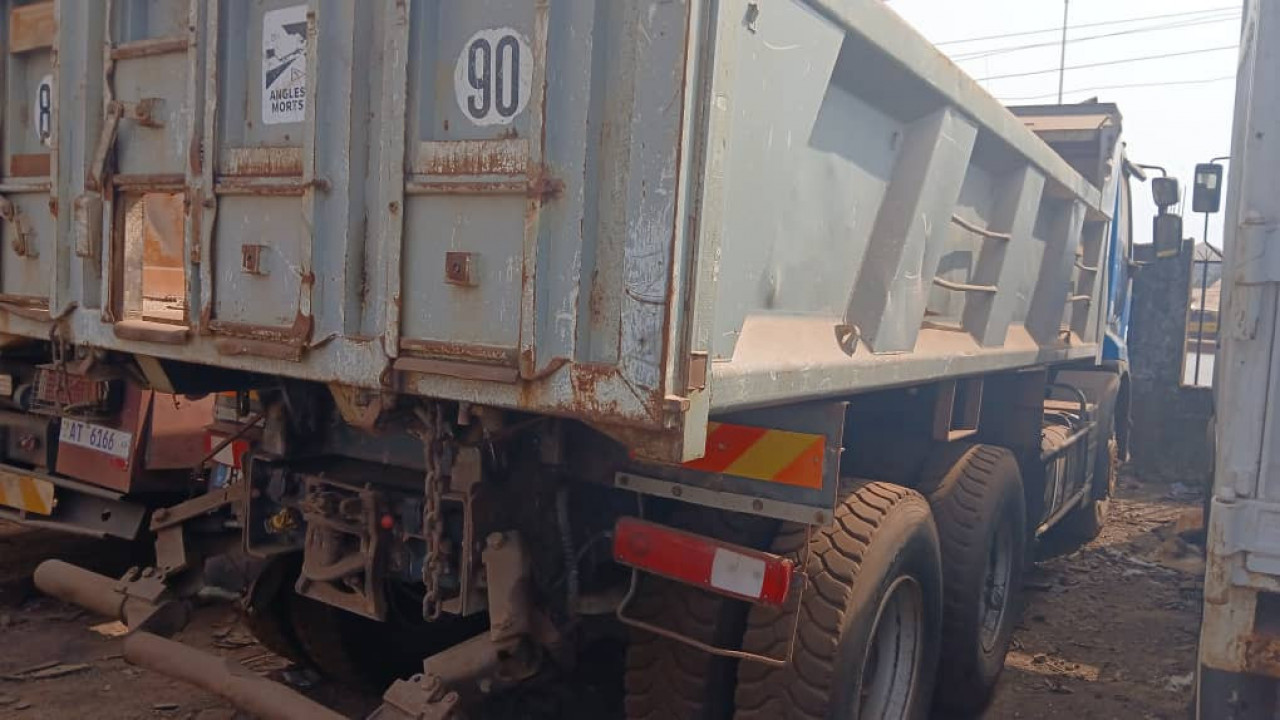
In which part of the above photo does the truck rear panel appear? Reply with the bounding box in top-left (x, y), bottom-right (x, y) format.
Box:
top-left (6, 0), bottom-right (1116, 462)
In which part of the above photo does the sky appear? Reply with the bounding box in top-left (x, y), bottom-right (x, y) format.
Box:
top-left (885, 0), bottom-right (1241, 250)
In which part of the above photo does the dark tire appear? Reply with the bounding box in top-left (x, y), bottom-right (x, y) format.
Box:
top-left (287, 594), bottom-right (371, 684)
top-left (1062, 429), bottom-right (1117, 542)
top-left (289, 589), bottom-right (486, 689)
top-left (1198, 666), bottom-right (1278, 719)
top-left (919, 444), bottom-right (1026, 714)
top-left (240, 555), bottom-right (307, 663)
top-left (625, 509), bottom-right (775, 720)
top-left (243, 554), bottom-right (483, 688)
top-left (734, 482), bottom-right (942, 720)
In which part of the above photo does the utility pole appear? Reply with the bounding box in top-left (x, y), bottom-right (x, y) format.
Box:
top-left (1057, 0), bottom-right (1069, 103)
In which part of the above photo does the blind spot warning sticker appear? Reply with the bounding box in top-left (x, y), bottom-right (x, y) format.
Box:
top-left (263, 5), bottom-right (308, 125)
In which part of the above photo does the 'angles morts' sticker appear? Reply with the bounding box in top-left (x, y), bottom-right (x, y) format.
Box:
top-left (262, 5), bottom-right (308, 125)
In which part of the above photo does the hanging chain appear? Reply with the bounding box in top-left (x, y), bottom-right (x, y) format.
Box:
top-left (47, 318), bottom-right (73, 413)
top-left (417, 405), bottom-right (449, 621)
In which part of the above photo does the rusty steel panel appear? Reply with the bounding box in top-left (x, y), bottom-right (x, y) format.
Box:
top-left (21, 0), bottom-right (1125, 463)
top-left (0, 0), bottom-right (57, 307)
top-left (1200, 0), bottom-right (1280, 686)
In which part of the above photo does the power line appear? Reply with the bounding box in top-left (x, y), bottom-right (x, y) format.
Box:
top-left (952, 13), bottom-right (1240, 61)
top-left (935, 6), bottom-right (1240, 46)
top-left (996, 75), bottom-right (1236, 103)
top-left (975, 44), bottom-right (1238, 82)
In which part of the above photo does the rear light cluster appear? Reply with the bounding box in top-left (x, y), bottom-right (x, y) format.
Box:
top-left (613, 516), bottom-right (795, 607)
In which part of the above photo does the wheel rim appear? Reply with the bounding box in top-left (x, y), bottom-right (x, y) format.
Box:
top-left (857, 576), bottom-right (924, 720)
top-left (979, 517), bottom-right (1015, 653)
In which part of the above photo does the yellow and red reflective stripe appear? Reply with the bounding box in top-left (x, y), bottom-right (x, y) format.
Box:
top-left (683, 422), bottom-right (825, 489)
top-left (0, 472), bottom-right (54, 516)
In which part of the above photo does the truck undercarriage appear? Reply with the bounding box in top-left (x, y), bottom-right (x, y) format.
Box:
top-left (27, 356), bottom-right (1124, 719)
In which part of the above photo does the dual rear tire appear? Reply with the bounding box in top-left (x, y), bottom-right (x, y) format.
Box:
top-left (624, 445), bottom-right (1028, 719)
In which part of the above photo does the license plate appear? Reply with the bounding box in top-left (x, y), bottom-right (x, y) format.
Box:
top-left (59, 419), bottom-right (133, 460)
top-left (0, 470), bottom-right (55, 515)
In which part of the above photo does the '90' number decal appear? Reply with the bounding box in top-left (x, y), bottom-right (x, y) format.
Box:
top-left (454, 28), bottom-right (532, 127)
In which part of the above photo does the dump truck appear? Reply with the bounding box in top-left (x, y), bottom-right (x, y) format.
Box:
top-left (1198, 1), bottom-right (1280, 717)
top-left (6, 1), bottom-right (1177, 717)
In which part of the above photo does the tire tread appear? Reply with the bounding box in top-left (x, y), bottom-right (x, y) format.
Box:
top-left (733, 482), bottom-right (930, 719)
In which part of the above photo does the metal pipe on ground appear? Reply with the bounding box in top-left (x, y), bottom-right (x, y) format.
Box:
top-left (32, 560), bottom-right (187, 635)
top-left (34, 559), bottom-right (132, 620)
top-left (123, 632), bottom-right (347, 720)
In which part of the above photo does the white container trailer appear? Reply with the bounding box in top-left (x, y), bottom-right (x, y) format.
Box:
top-left (1197, 1), bottom-right (1280, 717)
top-left (9, 1), bottom-right (1173, 718)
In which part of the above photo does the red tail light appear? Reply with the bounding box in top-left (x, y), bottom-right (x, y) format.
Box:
top-left (613, 516), bottom-right (794, 607)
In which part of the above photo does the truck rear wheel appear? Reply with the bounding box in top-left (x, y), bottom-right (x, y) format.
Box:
top-left (919, 444), bottom-right (1026, 713)
top-left (625, 509), bottom-right (775, 720)
top-left (242, 555), bottom-right (482, 688)
top-left (733, 482), bottom-right (942, 720)
top-left (288, 587), bottom-right (485, 689)
top-left (240, 555), bottom-right (306, 664)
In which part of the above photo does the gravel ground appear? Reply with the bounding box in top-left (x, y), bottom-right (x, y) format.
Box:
top-left (0, 468), bottom-right (1202, 719)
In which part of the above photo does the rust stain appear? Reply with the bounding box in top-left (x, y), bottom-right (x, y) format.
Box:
top-left (197, 302), bottom-right (214, 334)
top-left (208, 311), bottom-right (313, 346)
top-left (415, 139), bottom-right (528, 177)
top-left (188, 134), bottom-right (202, 176)
top-left (113, 173), bottom-right (186, 191)
top-left (0, 294), bottom-right (49, 310)
top-left (189, 201), bottom-right (203, 264)
top-left (588, 269), bottom-right (608, 328)
top-left (213, 178), bottom-right (307, 197)
top-left (527, 173), bottom-right (565, 204)
top-left (224, 147), bottom-right (304, 177)
top-left (399, 338), bottom-right (516, 366)
top-left (405, 180), bottom-right (528, 195)
top-left (443, 251), bottom-right (475, 286)
top-left (110, 35), bottom-right (188, 60)
top-left (1244, 635), bottom-right (1280, 676)
top-left (392, 356), bottom-right (519, 385)
top-left (214, 337), bottom-right (304, 362)
top-left (10, 153), bottom-right (50, 178)
top-left (0, 293), bottom-right (51, 322)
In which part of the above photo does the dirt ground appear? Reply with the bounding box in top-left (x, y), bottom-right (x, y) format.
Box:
top-left (0, 469), bottom-right (1203, 720)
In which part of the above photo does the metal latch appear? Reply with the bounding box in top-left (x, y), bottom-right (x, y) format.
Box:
top-left (0, 196), bottom-right (37, 258)
top-left (686, 351), bottom-right (708, 392)
top-left (125, 98), bottom-right (165, 128)
top-left (241, 244), bottom-right (268, 275)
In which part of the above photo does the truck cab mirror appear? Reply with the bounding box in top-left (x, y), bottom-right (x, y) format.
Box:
top-left (1153, 213), bottom-right (1183, 259)
top-left (1148, 175), bottom-right (1183, 259)
top-left (1152, 176), bottom-right (1180, 209)
top-left (1193, 163), bottom-right (1224, 214)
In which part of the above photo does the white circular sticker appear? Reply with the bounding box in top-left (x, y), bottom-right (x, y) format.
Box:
top-left (35, 74), bottom-right (53, 147)
top-left (454, 28), bottom-right (532, 127)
